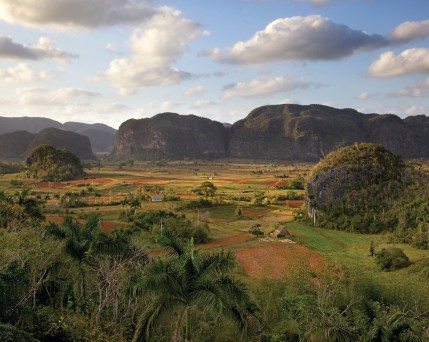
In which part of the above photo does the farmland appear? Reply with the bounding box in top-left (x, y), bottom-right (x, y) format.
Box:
top-left (1, 159), bottom-right (429, 340)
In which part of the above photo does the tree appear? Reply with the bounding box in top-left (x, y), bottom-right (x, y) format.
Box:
top-left (0, 189), bottom-right (44, 231)
top-left (45, 215), bottom-right (115, 308)
top-left (133, 230), bottom-right (257, 342)
top-left (198, 181), bottom-right (217, 199)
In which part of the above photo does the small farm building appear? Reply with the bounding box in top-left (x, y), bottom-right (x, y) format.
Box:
top-left (151, 195), bottom-right (164, 202)
top-left (271, 225), bottom-right (292, 238)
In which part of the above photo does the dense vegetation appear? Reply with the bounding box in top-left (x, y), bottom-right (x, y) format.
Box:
top-left (25, 145), bottom-right (85, 182)
top-left (0, 162), bottom-right (22, 174)
top-left (307, 143), bottom-right (429, 247)
top-left (1, 158), bottom-right (429, 341)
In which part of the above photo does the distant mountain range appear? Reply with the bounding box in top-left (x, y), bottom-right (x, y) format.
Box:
top-left (1, 104), bottom-right (429, 162)
top-left (112, 104), bottom-right (429, 161)
top-left (0, 128), bottom-right (96, 160)
top-left (0, 117), bottom-right (116, 154)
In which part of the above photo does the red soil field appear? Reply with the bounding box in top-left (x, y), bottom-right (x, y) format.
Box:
top-left (178, 193), bottom-right (197, 199)
top-left (35, 182), bottom-right (67, 189)
top-left (285, 200), bottom-right (304, 208)
top-left (101, 221), bottom-right (125, 233)
top-left (235, 242), bottom-right (324, 279)
top-left (267, 180), bottom-right (289, 187)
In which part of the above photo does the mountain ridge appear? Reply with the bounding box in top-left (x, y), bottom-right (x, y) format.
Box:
top-left (113, 104), bottom-right (429, 161)
top-left (0, 128), bottom-right (96, 160)
top-left (0, 117), bottom-right (116, 153)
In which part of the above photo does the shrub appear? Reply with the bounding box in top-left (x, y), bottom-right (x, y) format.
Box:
top-left (249, 224), bottom-right (263, 236)
top-left (375, 247), bottom-right (410, 271)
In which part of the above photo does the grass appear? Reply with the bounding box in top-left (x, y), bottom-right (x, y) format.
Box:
top-left (285, 221), bottom-right (429, 307)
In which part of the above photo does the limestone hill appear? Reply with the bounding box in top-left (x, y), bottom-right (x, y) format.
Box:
top-left (112, 104), bottom-right (429, 161)
top-left (112, 113), bottom-right (228, 160)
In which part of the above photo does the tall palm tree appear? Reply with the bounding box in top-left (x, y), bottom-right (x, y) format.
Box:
top-left (133, 230), bottom-right (257, 342)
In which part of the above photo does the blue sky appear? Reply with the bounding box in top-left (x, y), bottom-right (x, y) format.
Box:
top-left (0, 0), bottom-right (428, 128)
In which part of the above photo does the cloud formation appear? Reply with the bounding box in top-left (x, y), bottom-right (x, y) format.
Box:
top-left (0, 0), bottom-right (155, 28)
top-left (390, 78), bottom-right (429, 97)
top-left (369, 48), bottom-right (429, 77)
top-left (223, 76), bottom-right (318, 98)
top-left (18, 87), bottom-right (99, 106)
top-left (391, 19), bottom-right (429, 41)
top-left (104, 7), bottom-right (202, 94)
top-left (206, 15), bottom-right (387, 65)
top-left (0, 36), bottom-right (77, 63)
top-left (0, 63), bottom-right (53, 83)
top-left (185, 85), bottom-right (205, 96)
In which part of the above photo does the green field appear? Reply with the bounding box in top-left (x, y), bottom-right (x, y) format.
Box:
top-left (1, 160), bottom-right (429, 341)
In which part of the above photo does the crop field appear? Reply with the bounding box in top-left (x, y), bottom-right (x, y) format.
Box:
top-left (2, 158), bottom-right (429, 340)
top-left (2, 160), bottom-right (428, 284)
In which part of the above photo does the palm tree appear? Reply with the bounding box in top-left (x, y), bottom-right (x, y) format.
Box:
top-left (133, 230), bottom-right (257, 342)
top-left (360, 300), bottom-right (422, 342)
top-left (45, 214), bottom-right (132, 309)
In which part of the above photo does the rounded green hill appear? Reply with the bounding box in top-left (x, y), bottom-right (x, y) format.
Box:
top-left (306, 143), bottom-right (420, 234)
top-left (25, 144), bottom-right (85, 182)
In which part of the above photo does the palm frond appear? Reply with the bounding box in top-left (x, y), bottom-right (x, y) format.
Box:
top-left (144, 259), bottom-right (185, 296)
top-left (132, 296), bottom-right (181, 342)
top-left (158, 229), bottom-right (185, 256)
top-left (197, 250), bottom-right (236, 277)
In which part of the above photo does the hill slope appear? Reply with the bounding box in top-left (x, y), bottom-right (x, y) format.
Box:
top-left (0, 117), bottom-right (116, 153)
top-left (112, 113), bottom-right (228, 160)
top-left (306, 143), bottom-right (429, 247)
top-left (0, 128), bottom-right (96, 160)
top-left (228, 104), bottom-right (429, 160)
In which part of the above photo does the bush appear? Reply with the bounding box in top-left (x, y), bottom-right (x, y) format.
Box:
top-left (249, 224), bottom-right (264, 236)
top-left (375, 247), bottom-right (410, 271)
top-left (0, 323), bottom-right (36, 342)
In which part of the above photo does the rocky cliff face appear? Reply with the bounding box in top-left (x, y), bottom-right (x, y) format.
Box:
top-left (228, 104), bottom-right (429, 161)
top-left (112, 104), bottom-right (429, 161)
top-left (112, 113), bottom-right (228, 160)
top-left (0, 128), bottom-right (96, 160)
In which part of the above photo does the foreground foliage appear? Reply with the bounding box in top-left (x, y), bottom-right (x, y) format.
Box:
top-left (133, 230), bottom-right (257, 341)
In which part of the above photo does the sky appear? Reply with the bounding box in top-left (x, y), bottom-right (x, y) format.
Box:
top-left (0, 0), bottom-right (429, 129)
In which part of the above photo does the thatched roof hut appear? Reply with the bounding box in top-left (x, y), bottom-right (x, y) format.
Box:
top-left (271, 225), bottom-right (292, 238)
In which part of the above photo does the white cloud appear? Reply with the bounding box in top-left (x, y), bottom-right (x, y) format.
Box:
top-left (191, 99), bottom-right (218, 109)
top-left (160, 100), bottom-right (176, 111)
top-left (0, 36), bottom-right (77, 63)
top-left (206, 15), bottom-right (387, 65)
top-left (357, 92), bottom-right (369, 100)
top-left (390, 78), bottom-right (429, 97)
top-left (405, 105), bottom-right (427, 116)
top-left (104, 7), bottom-right (202, 94)
top-left (391, 19), bottom-right (429, 41)
top-left (185, 85), bottom-right (205, 96)
top-left (357, 91), bottom-right (378, 100)
top-left (0, 63), bottom-right (53, 83)
top-left (223, 76), bottom-right (319, 99)
top-left (0, 0), bottom-right (155, 29)
top-left (18, 87), bottom-right (99, 106)
top-left (369, 48), bottom-right (429, 77)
